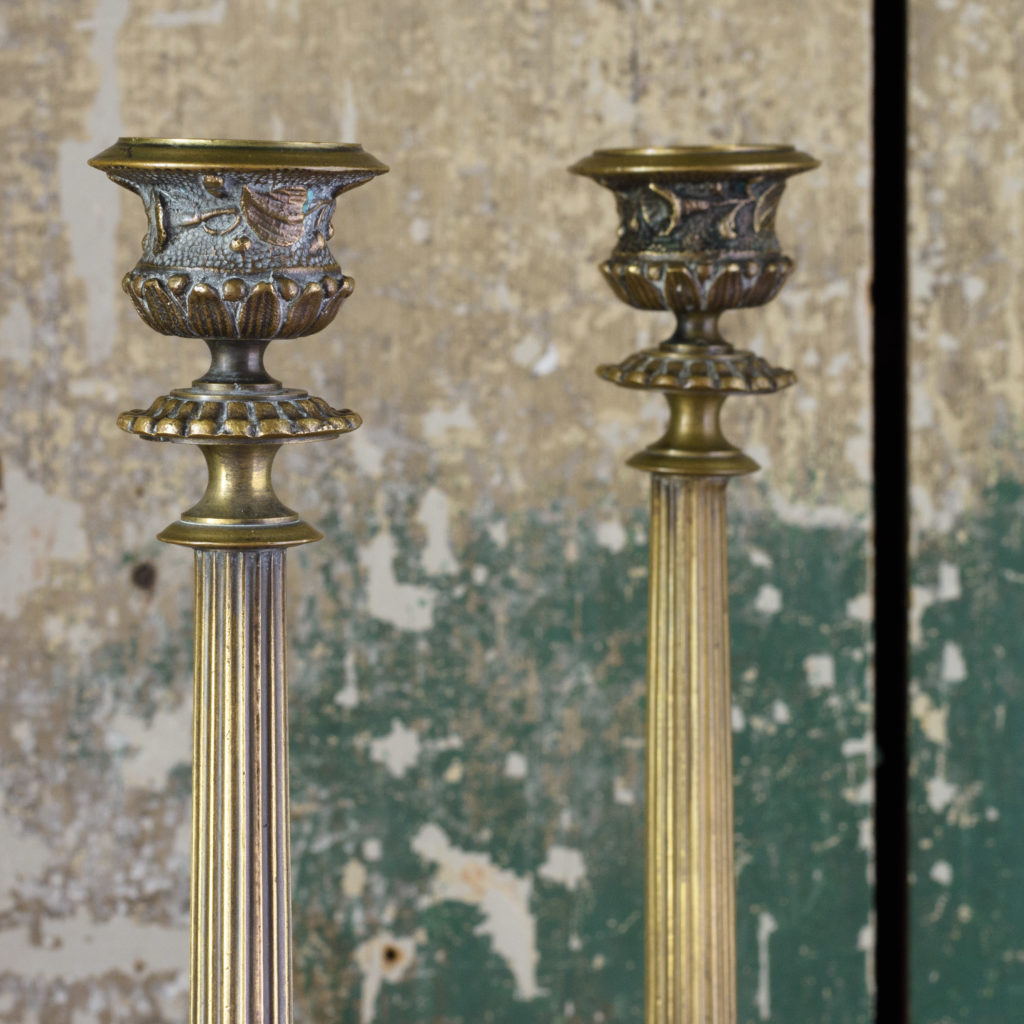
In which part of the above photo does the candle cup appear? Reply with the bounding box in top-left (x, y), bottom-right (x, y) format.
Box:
top-left (571, 143), bottom-right (816, 1024)
top-left (91, 137), bottom-right (387, 1024)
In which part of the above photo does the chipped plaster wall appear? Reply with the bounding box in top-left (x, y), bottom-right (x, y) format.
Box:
top-left (909, 2), bottom-right (1024, 1021)
top-left (0, 2), bottom-right (872, 1022)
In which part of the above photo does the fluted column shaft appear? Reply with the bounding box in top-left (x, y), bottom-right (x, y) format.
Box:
top-left (646, 475), bottom-right (736, 1024)
top-left (570, 140), bottom-right (814, 1024)
top-left (191, 549), bottom-right (292, 1024)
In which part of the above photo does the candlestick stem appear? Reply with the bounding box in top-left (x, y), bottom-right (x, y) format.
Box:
top-left (645, 469), bottom-right (738, 1023)
top-left (191, 549), bottom-right (292, 1024)
top-left (570, 143), bottom-right (816, 1024)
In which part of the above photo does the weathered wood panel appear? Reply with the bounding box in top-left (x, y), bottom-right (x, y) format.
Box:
top-left (909, 2), bottom-right (1024, 1020)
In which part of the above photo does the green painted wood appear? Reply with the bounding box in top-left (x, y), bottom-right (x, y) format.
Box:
top-left (910, 482), bottom-right (1024, 1021)
top-left (283, 499), bottom-right (872, 1022)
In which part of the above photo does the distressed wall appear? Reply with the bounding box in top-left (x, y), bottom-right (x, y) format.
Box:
top-left (0, 2), bottom-right (873, 1022)
top-left (909, 1), bottom-right (1024, 1021)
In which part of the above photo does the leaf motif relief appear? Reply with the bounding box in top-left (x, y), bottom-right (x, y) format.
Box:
top-left (311, 201), bottom-right (335, 236)
top-left (647, 184), bottom-right (683, 236)
top-left (645, 184), bottom-right (711, 237)
top-left (753, 182), bottom-right (786, 233)
top-left (188, 284), bottom-right (237, 339)
top-left (143, 192), bottom-right (169, 252)
top-left (240, 185), bottom-right (308, 246)
top-left (142, 279), bottom-right (191, 336)
top-left (718, 203), bottom-right (741, 240)
top-left (279, 282), bottom-right (324, 337)
top-left (237, 282), bottom-right (281, 339)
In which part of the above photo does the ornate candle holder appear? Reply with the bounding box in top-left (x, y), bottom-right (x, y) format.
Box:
top-left (90, 138), bottom-right (387, 1024)
top-left (570, 145), bottom-right (817, 1023)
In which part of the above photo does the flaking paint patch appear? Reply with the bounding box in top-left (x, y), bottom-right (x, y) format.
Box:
top-left (148, 0), bottom-right (226, 26)
top-left (369, 719), bottom-right (421, 778)
top-left (803, 653), bottom-right (836, 691)
top-left (348, 431), bottom-right (386, 477)
top-left (857, 919), bottom-right (876, 998)
top-left (0, 297), bottom-right (32, 367)
top-left (0, 910), bottom-right (185, 980)
top-left (754, 583), bottom-right (782, 614)
top-left (342, 858), bottom-right (368, 897)
top-left (411, 823), bottom-right (540, 1000)
top-left (107, 700), bottom-right (192, 789)
top-left (925, 776), bottom-right (958, 814)
top-left (537, 845), bottom-right (586, 891)
top-left (334, 648), bottom-right (360, 709)
top-left (58, 0), bottom-right (127, 362)
top-left (359, 530), bottom-right (437, 632)
top-left (940, 641), bottom-right (966, 683)
top-left (755, 911), bottom-right (778, 1021)
top-left (911, 689), bottom-right (950, 747)
top-left (416, 487), bottom-right (458, 576)
top-left (595, 518), bottom-right (627, 553)
top-left (0, 463), bottom-right (88, 619)
top-left (0, 811), bottom-right (54, 912)
top-left (421, 401), bottom-right (477, 440)
top-left (354, 933), bottom-right (416, 1024)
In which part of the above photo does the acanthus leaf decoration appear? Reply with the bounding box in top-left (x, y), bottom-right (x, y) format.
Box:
top-left (753, 181), bottom-right (786, 234)
top-left (153, 193), bottom-right (169, 251)
top-left (717, 202), bottom-right (742, 240)
top-left (647, 183), bottom-right (684, 236)
top-left (311, 200), bottom-right (336, 240)
top-left (240, 185), bottom-right (308, 246)
top-left (139, 190), bottom-right (170, 252)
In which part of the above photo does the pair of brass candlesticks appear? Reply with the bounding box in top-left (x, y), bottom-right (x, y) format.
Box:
top-left (90, 137), bottom-right (816, 1024)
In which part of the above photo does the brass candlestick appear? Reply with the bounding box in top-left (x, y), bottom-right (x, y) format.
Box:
top-left (90, 138), bottom-right (387, 1024)
top-left (570, 145), bottom-right (817, 1023)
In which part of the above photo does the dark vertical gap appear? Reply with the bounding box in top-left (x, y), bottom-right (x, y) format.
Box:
top-left (873, 0), bottom-right (910, 1021)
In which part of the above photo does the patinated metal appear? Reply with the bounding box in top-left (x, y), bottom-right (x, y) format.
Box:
top-left (90, 137), bottom-right (386, 1024)
top-left (571, 143), bottom-right (817, 1024)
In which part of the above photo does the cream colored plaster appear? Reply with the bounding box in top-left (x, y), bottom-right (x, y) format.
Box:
top-left (0, 911), bottom-right (185, 980)
top-left (910, 0), bottom-right (1024, 534)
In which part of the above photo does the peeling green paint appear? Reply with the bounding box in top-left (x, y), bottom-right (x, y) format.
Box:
top-left (282, 495), bottom-right (872, 1023)
top-left (910, 479), bottom-right (1024, 1023)
top-left (0, 493), bottom-right (872, 1023)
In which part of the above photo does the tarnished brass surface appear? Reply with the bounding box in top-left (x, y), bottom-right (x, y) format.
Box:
top-left (93, 136), bottom-right (387, 548)
top-left (646, 475), bottom-right (736, 1023)
top-left (90, 136), bottom-right (388, 172)
top-left (598, 347), bottom-right (794, 396)
top-left (569, 143), bottom-right (817, 179)
top-left (570, 145), bottom-right (816, 333)
top-left (92, 138), bottom-right (385, 1024)
top-left (190, 549), bottom-right (292, 1024)
top-left (91, 138), bottom-right (385, 345)
top-left (158, 445), bottom-right (324, 550)
top-left (573, 143), bottom-right (815, 1023)
top-left (628, 394), bottom-right (759, 478)
top-left (118, 388), bottom-right (361, 441)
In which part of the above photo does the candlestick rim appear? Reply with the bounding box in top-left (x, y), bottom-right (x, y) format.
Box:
top-left (569, 144), bottom-right (818, 179)
top-left (158, 518), bottom-right (324, 548)
top-left (89, 137), bottom-right (389, 174)
top-left (627, 448), bottom-right (760, 477)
